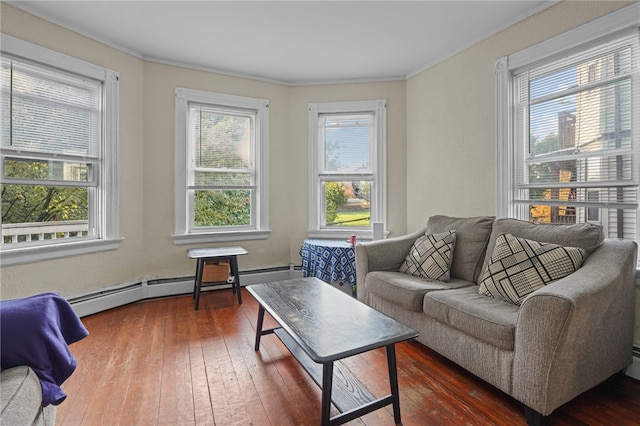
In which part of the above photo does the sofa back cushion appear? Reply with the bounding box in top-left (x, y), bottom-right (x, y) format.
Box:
top-left (478, 218), bottom-right (604, 285)
top-left (426, 215), bottom-right (495, 282)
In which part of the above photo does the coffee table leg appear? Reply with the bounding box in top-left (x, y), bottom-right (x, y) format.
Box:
top-left (386, 344), bottom-right (401, 424)
top-left (254, 305), bottom-right (265, 351)
top-left (321, 362), bottom-right (334, 426)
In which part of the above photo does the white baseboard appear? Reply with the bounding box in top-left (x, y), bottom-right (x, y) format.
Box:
top-left (626, 355), bottom-right (640, 381)
top-left (68, 266), bottom-right (302, 317)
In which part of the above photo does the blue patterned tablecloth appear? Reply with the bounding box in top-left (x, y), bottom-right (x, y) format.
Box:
top-left (300, 239), bottom-right (357, 291)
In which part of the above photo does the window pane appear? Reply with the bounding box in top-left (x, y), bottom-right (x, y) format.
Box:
top-left (192, 108), bottom-right (251, 170)
top-left (3, 157), bottom-right (92, 182)
top-left (529, 96), bottom-right (576, 155)
top-left (530, 80), bottom-right (632, 156)
top-left (529, 204), bottom-right (577, 224)
top-left (193, 189), bottom-right (251, 227)
top-left (530, 45), bottom-right (632, 100)
top-left (323, 181), bottom-right (371, 227)
top-left (2, 184), bottom-right (88, 224)
top-left (322, 114), bottom-right (371, 173)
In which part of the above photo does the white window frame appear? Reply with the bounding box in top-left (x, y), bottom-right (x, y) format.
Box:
top-left (308, 99), bottom-right (387, 240)
top-left (173, 88), bottom-right (270, 244)
top-left (495, 4), bottom-right (640, 235)
top-left (0, 34), bottom-right (120, 267)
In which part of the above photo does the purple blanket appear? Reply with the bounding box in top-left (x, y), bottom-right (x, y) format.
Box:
top-left (0, 292), bottom-right (88, 406)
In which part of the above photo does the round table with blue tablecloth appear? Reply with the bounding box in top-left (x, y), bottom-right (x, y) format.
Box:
top-left (299, 239), bottom-right (357, 296)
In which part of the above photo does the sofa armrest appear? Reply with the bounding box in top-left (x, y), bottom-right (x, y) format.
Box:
top-left (355, 228), bottom-right (424, 301)
top-left (1, 366), bottom-right (56, 426)
top-left (512, 239), bottom-right (637, 415)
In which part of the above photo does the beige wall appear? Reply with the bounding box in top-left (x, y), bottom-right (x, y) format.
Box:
top-left (405, 0), bottom-right (632, 231)
top-left (0, 2), bottom-right (407, 299)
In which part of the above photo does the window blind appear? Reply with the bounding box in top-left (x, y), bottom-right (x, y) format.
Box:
top-left (319, 113), bottom-right (372, 174)
top-left (189, 104), bottom-right (253, 189)
top-left (512, 28), bottom-right (639, 235)
top-left (1, 57), bottom-right (102, 158)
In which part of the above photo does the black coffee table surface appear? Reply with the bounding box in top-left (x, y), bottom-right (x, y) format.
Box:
top-left (248, 277), bottom-right (417, 363)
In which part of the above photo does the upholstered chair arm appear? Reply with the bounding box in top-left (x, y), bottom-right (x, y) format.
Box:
top-left (512, 239), bottom-right (637, 416)
top-left (355, 228), bottom-right (424, 301)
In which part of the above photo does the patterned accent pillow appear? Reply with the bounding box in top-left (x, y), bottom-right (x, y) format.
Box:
top-left (478, 232), bottom-right (586, 305)
top-left (399, 231), bottom-right (456, 282)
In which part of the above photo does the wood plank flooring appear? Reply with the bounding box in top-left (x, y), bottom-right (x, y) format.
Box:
top-left (57, 289), bottom-right (640, 425)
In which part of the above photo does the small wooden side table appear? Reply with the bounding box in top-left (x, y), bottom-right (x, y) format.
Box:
top-left (187, 246), bottom-right (248, 309)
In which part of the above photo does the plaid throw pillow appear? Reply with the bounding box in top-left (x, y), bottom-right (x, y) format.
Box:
top-left (399, 231), bottom-right (456, 282)
top-left (478, 233), bottom-right (586, 305)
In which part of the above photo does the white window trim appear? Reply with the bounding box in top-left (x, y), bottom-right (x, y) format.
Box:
top-left (173, 88), bottom-right (270, 244)
top-left (0, 34), bottom-right (121, 267)
top-left (307, 99), bottom-right (387, 240)
top-left (495, 3), bottom-right (640, 219)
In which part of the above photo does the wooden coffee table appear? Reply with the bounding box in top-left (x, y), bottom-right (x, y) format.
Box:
top-left (247, 277), bottom-right (418, 426)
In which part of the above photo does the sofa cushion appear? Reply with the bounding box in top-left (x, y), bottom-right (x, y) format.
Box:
top-left (479, 218), bottom-right (603, 284)
top-left (399, 231), bottom-right (456, 282)
top-left (365, 271), bottom-right (473, 312)
top-left (426, 215), bottom-right (494, 282)
top-left (423, 286), bottom-right (519, 351)
top-left (478, 233), bottom-right (587, 305)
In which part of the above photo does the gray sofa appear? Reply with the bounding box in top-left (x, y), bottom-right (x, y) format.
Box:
top-left (355, 216), bottom-right (637, 424)
top-left (0, 366), bottom-right (55, 425)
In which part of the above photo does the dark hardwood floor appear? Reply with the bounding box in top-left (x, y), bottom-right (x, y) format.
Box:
top-left (57, 288), bottom-right (640, 425)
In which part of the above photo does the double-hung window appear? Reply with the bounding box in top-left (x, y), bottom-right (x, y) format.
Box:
top-left (308, 100), bottom-right (386, 239)
top-left (174, 88), bottom-right (269, 243)
top-left (1, 35), bottom-right (120, 266)
top-left (496, 6), bottom-right (639, 249)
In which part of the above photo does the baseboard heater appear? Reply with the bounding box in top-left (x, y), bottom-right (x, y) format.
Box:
top-left (69, 264), bottom-right (302, 318)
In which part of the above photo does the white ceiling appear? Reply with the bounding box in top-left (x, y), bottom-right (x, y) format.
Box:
top-left (8, 1), bottom-right (554, 85)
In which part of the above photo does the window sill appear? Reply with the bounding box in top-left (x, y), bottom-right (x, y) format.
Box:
top-left (172, 229), bottom-right (271, 245)
top-left (0, 238), bottom-right (123, 267)
top-left (307, 229), bottom-right (374, 241)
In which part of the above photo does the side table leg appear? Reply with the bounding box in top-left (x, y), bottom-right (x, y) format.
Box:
top-left (194, 259), bottom-right (205, 310)
top-left (321, 362), bottom-right (334, 426)
top-left (254, 305), bottom-right (265, 351)
top-left (230, 255), bottom-right (242, 304)
top-left (192, 259), bottom-right (200, 299)
top-left (386, 344), bottom-right (402, 424)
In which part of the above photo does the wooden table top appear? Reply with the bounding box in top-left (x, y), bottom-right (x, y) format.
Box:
top-left (247, 277), bottom-right (418, 363)
top-left (187, 246), bottom-right (248, 259)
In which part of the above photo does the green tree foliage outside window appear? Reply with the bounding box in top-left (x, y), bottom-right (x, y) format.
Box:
top-left (2, 159), bottom-right (88, 224)
top-left (194, 189), bottom-right (250, 227)
top-left (324, 182), bottom-right (347, 225)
